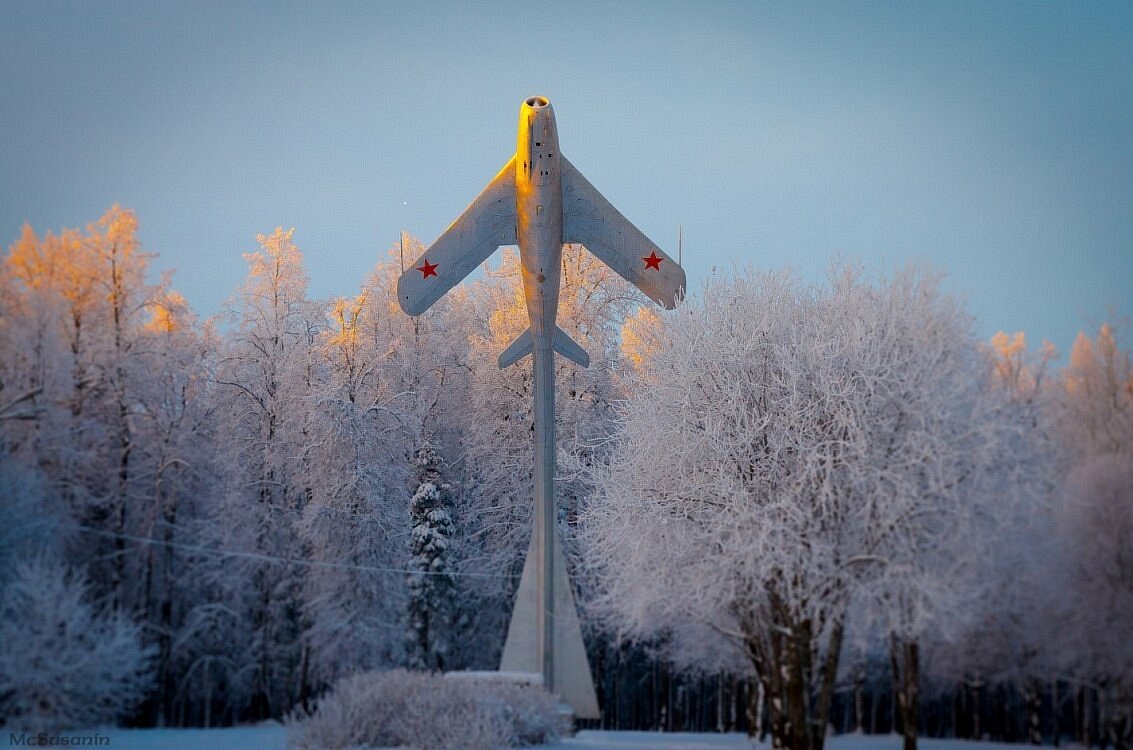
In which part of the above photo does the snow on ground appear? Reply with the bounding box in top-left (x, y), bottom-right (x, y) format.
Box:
top-left (85, 724), bottom-right (1028, 750)
top-left (563, 730), bottom-right (755, 748)
top-left (563, 731), bottom-right (1019, 750)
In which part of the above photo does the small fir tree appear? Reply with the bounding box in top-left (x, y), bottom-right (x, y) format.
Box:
top-left (405, 442), bottom-right (456, 671)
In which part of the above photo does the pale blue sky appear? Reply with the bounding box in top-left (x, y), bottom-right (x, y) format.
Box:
top-left (2, 0), bottom-right (1130, 357)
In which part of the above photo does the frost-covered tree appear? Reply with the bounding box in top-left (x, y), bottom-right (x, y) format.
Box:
top-left (406, 441), bottom-right (456, 671)
top-left (0, 558), bottom-right (154, 732)
top-left (1053, 323), bottom-right (1133, 750)
top-left (849, 320), bottom-right (1051, 750)
top-left (2, 208), bottom-right (168, 611)
top-left (2, 210), bottom-right (225, 725)
top-left (127, 288), bottom-right (221, 725)
top-left (581, 265), bottom-right (1015, 750)
top-left (926, 331), bottom-right (1061, 745)
top-left (206, 227), bottom-right (321, 718)
top-left (80, 206), bottom-right (157, 604)
top-left (6, 209), bottom-right (158, 606)
top-left (0, 225), bottom-right (52, 431)
top-left (298, 283), bottom-right (410, 686)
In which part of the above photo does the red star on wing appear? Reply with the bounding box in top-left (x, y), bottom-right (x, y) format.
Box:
top-left (642, 251), bottom-right (664, 271)
top-left (417, 258), bottom-right (439, 278)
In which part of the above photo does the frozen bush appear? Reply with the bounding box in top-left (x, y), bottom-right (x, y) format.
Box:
top-left (462, 677), bottom-right (564, 745)
top-left (287, 669), bottom-right (561, 750)
top-left (0, 558), bottom-right (155, 732)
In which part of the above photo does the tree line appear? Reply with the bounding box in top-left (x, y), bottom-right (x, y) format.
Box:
top-left (0, 207), bottom-right (1129, 750)
top-left (580, 271), bottom-right (1131, 750)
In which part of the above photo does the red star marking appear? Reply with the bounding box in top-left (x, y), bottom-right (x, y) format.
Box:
top-left (417, 258), bottom-right (439, 278)
top-left (642, 251), bottom-right (664, 271)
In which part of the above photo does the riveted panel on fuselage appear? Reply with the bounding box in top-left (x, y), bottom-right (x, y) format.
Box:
top-left (515, 97), bottom-right (564, 341)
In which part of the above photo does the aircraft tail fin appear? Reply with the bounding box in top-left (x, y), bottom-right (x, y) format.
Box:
top-left (498, 327), bottom-right (590, 369)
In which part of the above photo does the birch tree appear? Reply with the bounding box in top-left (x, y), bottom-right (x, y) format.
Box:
top-left (208, 227), bottom-right (320, 717)
top-left (297, 283), bottom-right (410, 687)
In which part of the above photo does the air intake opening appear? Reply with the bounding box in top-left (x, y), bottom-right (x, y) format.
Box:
top-left (525, 96), bottom-right (549, 108)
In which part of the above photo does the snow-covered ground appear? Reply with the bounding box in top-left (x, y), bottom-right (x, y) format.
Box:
top-left (565, 730), bottom-right (765, 748)
top-left (564, 732), bottom-right (1019, 750)
top-left (83, 724), bottom-right (1027, 750)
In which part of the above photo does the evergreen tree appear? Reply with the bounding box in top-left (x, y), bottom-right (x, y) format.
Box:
top-left (405, 442), bottom-right (456, 671)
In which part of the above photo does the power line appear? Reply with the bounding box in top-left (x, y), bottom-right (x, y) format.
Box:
top-left (77, 525), bottom-right (518, 580)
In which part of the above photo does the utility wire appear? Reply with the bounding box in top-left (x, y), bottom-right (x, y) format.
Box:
top-left (77, 525), bottom-right (518, 580)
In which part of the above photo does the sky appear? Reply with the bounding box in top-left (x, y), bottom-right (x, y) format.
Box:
top-left (2, 0), bottom-right (1131, 358)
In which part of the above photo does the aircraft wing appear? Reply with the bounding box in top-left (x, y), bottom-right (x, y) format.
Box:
top-left (561, 156), bottom-right (685, 309)
top-left (397, 156), bottom-right (518, 316)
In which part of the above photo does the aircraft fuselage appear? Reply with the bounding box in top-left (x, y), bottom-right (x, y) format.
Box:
top-left (515, 96), bottom-right (562, 345)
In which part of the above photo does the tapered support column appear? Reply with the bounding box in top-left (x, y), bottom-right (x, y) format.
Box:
top-left (532, 343), bottom-right (555, 691)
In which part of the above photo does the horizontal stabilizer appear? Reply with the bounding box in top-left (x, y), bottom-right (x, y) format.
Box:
top-left (498, 329), bottom-right (534, 369)
top-left (553, 327), bottom-right (590, 368)
top-left (498, 327), bottom-right (591, 369)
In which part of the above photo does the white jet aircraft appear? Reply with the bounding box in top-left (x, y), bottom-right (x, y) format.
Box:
top-left (397, 96), bottom-right (685, 719)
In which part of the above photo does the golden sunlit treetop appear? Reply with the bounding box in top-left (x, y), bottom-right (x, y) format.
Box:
top-left (620, 306), bottom-right (661, 372)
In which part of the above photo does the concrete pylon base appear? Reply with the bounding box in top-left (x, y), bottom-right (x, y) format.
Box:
top-left (500, 531), bottom-right (600, 719)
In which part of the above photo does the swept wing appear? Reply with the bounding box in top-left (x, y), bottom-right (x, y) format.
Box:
top-left (397, 156), bottom-right (517, 316)
top-left (561, 156), bottom-right (685, 309)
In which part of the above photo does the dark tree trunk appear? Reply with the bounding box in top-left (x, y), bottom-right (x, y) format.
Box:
top-left (786, 619), bottom-right (810, 750)
top-left (971, 679), bottom-right (984, 740)
top-left (890, 635), bottom-right (920, 750)
top-left (1026, 680), bottom-right (1043, 745)
top-left (1109, 711), bottom-right (1132, 750)
top-left (1078, 686), bottom-right (1088, 747)
top-left (814, 619), bottom-right (844, 749)
top-left (853, 667), bottom-right (865, 733)
top-left (1052, 680), bottom-right (1060, 747)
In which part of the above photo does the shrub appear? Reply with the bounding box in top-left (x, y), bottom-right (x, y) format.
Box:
top-left (288, 669), bottom-right (561, 750)
top-left (0, 558), bottom-right (155, 732)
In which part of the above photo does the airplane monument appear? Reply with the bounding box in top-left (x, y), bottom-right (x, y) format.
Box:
top-left (396, 96), bottom-right (685, 718)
